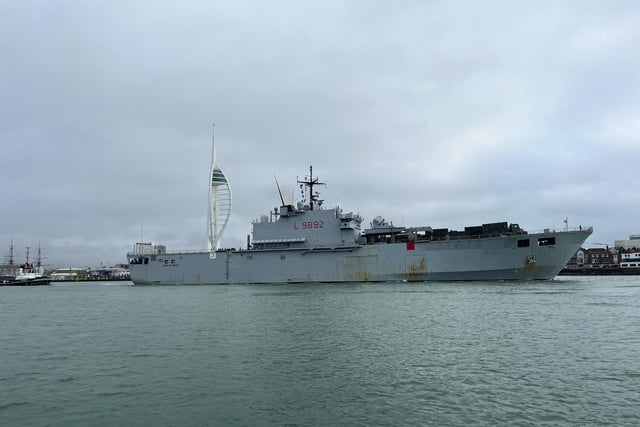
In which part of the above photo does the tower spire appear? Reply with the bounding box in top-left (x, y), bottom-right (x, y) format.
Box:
top-left (211, 122), bottom-right (216, 166)
top-left (207, 123), bottom-right (232, 258)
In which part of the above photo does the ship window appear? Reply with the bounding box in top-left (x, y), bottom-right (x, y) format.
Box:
top-left (518, 239), bottom-right (530, 248)
top-left (538, 237), bottom-right (556, 246)
top-left (280, 255), bottom-right (286, 260)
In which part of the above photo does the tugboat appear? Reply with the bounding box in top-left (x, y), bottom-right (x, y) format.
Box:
top-left (1, 244), bottom-right (50, 286)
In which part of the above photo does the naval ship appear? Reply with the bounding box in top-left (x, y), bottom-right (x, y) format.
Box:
top-left (127, 130), bottom-right (592, 284)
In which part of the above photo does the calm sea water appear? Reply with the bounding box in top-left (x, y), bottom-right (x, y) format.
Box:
top-left (1, 276), bottom-right (639, 426)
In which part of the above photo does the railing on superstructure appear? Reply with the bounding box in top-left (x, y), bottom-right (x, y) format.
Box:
top-left (128, 247), bottom-right (245, 257)
top-left (525, 226), bottom-right (592, 235)
top-left (363, 225), bottom-right (591, 244)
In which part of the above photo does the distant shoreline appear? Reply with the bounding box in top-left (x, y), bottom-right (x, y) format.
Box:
top-left (559, 267), bottom-right (640, 276)
top-left (50, 277), bottom-right (131, 283)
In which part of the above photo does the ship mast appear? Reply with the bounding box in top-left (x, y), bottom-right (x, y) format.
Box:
top-left (36, 243), bottom-right (43, 269)
top-left (207, 123), bottom-right (232, 258)
top-left (8, 239), bottom-right (15, 275)
top-left (297, 165), bottom-right (325, 210)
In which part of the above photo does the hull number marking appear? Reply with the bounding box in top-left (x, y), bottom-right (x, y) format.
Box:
top-left (294, 221), bottom-right (324, 230)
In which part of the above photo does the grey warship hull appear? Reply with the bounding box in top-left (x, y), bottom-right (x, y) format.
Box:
top-left (128, 223), bottom-right (592, 285)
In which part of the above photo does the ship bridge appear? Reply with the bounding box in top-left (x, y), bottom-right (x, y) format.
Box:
top-left (251, 166), bottom-right (362, 250)
top-left (252, 205), bottom-right (362, 250)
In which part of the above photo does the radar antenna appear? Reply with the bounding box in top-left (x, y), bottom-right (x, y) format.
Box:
top-left (274, 175), bottom-right (286, 206)
top-left (297, 165), bottom-right (325, 210)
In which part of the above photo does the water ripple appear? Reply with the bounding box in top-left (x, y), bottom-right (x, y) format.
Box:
top-left (1, 278), bottom-right (639, 426)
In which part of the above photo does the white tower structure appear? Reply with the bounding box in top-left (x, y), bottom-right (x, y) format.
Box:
top-left (207, 124), bottom-right (232, 258)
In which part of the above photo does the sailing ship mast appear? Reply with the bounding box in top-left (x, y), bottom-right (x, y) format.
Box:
top-left (36, 243), bottom-right (43, 270)
top-left (8, 239), bottom-right (15, 275)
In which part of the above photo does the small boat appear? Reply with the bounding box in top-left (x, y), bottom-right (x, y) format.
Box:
top-left (1, 245), bottom-right (50, 286)
top-left (1, 276), bottom-right (51, 286)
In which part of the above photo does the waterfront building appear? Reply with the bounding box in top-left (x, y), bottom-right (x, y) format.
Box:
top-left (49, 268), bottom-right (91, 281)
top-left (614, 234), bottom-right (640, 250)
top-left (564, 234), bottom-right (640, 273)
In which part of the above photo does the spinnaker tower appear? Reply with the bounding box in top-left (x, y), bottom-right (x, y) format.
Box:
top-left (207, 124), bottom-right (232, 258)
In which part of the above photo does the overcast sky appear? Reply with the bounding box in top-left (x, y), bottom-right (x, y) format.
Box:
top-left (1, 1), bottom-right (639, 268)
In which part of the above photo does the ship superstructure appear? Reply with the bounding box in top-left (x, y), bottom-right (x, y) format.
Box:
top-left (127, 136), bottom-right (592, 284)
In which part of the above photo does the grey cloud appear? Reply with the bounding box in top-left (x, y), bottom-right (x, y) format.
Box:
top-left (1, 1), bottom-right (639, 267)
